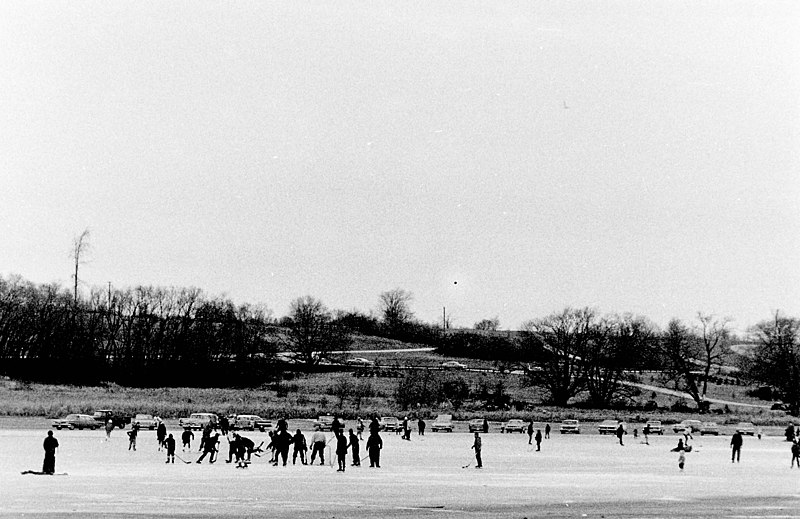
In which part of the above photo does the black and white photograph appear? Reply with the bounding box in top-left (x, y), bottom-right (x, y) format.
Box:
top-left (1, 1), bottom-right (798, 517)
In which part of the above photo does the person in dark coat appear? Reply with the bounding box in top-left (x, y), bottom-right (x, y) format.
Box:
top-left (535, 429), bottom-right (542, 451)
top-left (225, 434), bottom-right (240, 463)
top-left (182, 428), bottom-right (194, 451)
top-left (292, 429), bottom-right (308, 465)
top-left (418, 418), bottom-right (426, 436)
top-left (348, 429), bottom-right (360, 466)
top-left (544, 423), bottom-right (551, 439)
top-left (527, 421), bottom-right (534, 445)
top-left (272, 429), bottom-right (293, 466)
top-left (366, 431), bottom-right (383, 468)
top-left (127, 425), bottom-right (138, 451)
top-left (616, 423), bottom-right (626, 446)
top-left (42, 430), bottom-right (59, 474)
top-left (196, 433), bottom-right (219, 463)
top-left (790, 440), bottom-right (799, 468)
top-left (472, 432), bottom-right (483, 468)
top-left (165, 434), bottom-right (176, 463)
top-left (219, 416), bottom-right (230, 435)
top-left (731, 431), bottom-right (743, 463)
top-left (335, 431), bottom-right (348, 472)
top-left (402, 417), bottom-right (410, 440)
top-left (157, 420), bottom-right (167, 451)
top-left (331, 416), bottom-right (343, 437)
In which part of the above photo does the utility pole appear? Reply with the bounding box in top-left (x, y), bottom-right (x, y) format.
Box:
top-left (443, 306), bottom-right (447, 330)
top-left (107, 282), bottom-right (112, 309)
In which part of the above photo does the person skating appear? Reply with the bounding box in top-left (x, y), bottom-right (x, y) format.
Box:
top-left (790, 441), bottom-right (800, 468)
top-left (310, 430), bottom-right (326, 465)
top-left (181, 428), bottom-right (194, 452)
top-left (357, 417), bottom-right (364, 440)
top-left (348, 429), bottom-right (360, 466)
top-left (104, 419), bottom-right (114, 441)
top-left (199, 422), bottom-right (213, 452)
top-left (272, 428), bottom-right (293, 466)
top-left (225, 433), bottom-right (240, 463)
top-left (671, 438), bottom-right (685, 452)
top-left (238, 435), bottom-right (256, 463)
top-left (418, 417), bottom-right (425, 436)
top-left (544, 423), bottom-right (551, 439)
top-left (472, 432), bottom-right (482, 468)
top-left (219, 415), bottom-right (229, 435)
top-left (42, 430), bottom-right (59, 474)
top-left (643, 423), bottom-right (651, 445)
top-left (535, 429), bottom-right (542, 451)
top-left (616, 422), bottom-right (626, 446)
top-left (331, 416), bottom-right (343, 438)
top-left (196, 433), bottom-right (219, 463)
top-left (127, 425), bottom-right (138, 451)
top-left (527, 421), bottom-right (534, 445)
top-left (292, 429), bottom-right (308, 465)
top-left (157, 420), bottom-right (167, 451)
top-left (336, 431), bottom-right (348, 472)
top-left (402, 416), bottom-right (410, 440)
top-left (165, 433), bottom-right (176, 463)
top-left (366, 430), bottom-right (383, 468)
top-left (785, 424), bottom-right (796, 442)
top-left (731, 431), bottom-right (743, 463)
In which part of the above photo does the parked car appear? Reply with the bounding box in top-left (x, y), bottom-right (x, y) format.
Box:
top-left (672, 419), bottom-right (702, 434)
top-left (131, 413), bottom-right (159, 430)
top-left (345, 357), bottom-right (374, 367)
top-left (644, 420), bottom-right (664, 435)
top-left (598, 420), bottom-right (623, 435)
top-left (736, 422), bottom-right (756, 435)
top-left (52, 414), bottom-right (101, 430)
top-left (431, 414), bottom-right (454, 432)
top-left (440, 361), bottom-right (467, 370)
top-left (92, 409), bottom-right (131, 429)
top-left (700, 422), bottom-right (719, 435)
top-left (560, 419), bottom-right (580, 434)
top-left (232, 414), bottom-right (272, 432)
top-left (468, 419), bottom-right (486, 433)
top-left (313, 416), bottom-right (345, 431)
top-left (179, 413), bottom-right (219, 430)
top-left (379, 416), bottom-right (400, 432)
top-left (501, 419), bottom-right (526, 433)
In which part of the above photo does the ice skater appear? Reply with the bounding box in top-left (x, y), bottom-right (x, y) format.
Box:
top-left (366, 430), bottom-right (382, 468)
top-left (527, 421), bottom-right (534, 445)
top-left (292, 429), bottom-right (308, 465)
top-left (42, 430), bottom-right (59, 474)
top-left (156, 420), bottom-right (167, 451)
top-left (165, 433), bottom-right (176, 463)
top-left (791, 441), bottom-right (800, 468)
top-left (104, 419), bottom-right (114, 441)
top-left (310, 430), bottom-right (326, 465)
top-left (472, 432), bottom-right (483, 469)
top-left (535, 429), bottom-right (542, 451)
top-left (544, 423), bottom-right (551, 439)
top-left (616, 423), bottom-right (626, 446)
top-left (731, 430), bottom-right (743, 463)
top-left (196, 433), bottom-right (219, 463)
top-left (348, 428), bottom-right (360, 466)
top-left (336, 431), bottom-right (348, 472)
top-left (182, 428), bottom-right (194, 451)
top-left (642, 423), bottom-right (650, 445)
top-left (127, 425), bottom-right (138, 451)
top-left (418, 417), bottom-right (425, 436)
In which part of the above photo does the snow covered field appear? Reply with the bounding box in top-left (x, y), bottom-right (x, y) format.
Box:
top-left (2, 421), bottom-right (798, 518)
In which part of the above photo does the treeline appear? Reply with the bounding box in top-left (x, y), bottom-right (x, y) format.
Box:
top-left (0, 275), bottom-right (278, 386)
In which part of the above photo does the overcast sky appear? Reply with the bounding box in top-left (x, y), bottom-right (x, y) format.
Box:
top-left (1, 1), bottom-right (798, 332)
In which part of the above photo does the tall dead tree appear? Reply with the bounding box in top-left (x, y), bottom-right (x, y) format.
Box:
top-left (71, 229), bottom-right (90, 305)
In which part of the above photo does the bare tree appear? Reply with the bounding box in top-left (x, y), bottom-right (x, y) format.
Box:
top-left (659, 318), bottom-right (705, 409)
top-left (744, 311), bottom-right (800, 415)
top-left (520, 307), bottom-right (596, 406)
top-left (378, 288), bottom-right (414, 332)
top-left (285, 296), bottom-right (348, 366)
top-left (695, 312), bottom-right (732, 399)
top-left (71, 229), bottom-right (91, 305)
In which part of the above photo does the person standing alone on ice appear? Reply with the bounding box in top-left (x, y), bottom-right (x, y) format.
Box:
top-left (616, 422), bottom-right (626, 446)
top-left (127, 425), bottom-right (138, 451)
top-left (535, 429), bottom-right (542, 451)
top-left (790, 441), bottom-right (799, 468)
top-left (472, 432), bottom-right (483, 469)
top-left (42, 430), bottom-right (58, 474)
top-left (545, 423), bottom-right (551, 439)
top-left (366, 430), bottom-right (382, 468)
top-left (336, 430), bottom-right (348, 472)
top-left (104, 419), bottom-right (114, 441)
top-left (731, 430), bottom-right (743, 463)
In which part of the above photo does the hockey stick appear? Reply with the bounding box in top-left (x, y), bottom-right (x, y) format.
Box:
top-left (174, 454), bottom-right (192, 464)
top-left (461, 460), bottom-right (472, 469)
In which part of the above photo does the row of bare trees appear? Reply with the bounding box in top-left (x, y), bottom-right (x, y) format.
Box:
top-left (0, 275), bottom-right (278, 385)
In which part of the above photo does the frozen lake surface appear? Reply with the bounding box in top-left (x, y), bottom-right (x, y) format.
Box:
top-left (2, 421), bottom-right (799, 518)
